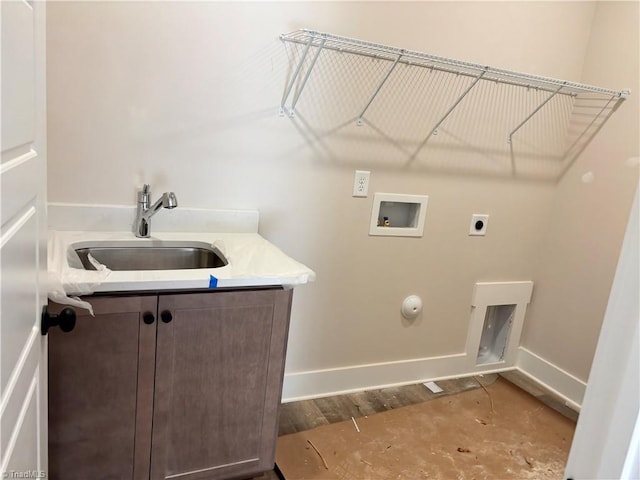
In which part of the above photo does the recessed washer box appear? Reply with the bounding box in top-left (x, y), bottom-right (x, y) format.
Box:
top-left (369, 193), bottom-right (429, 237)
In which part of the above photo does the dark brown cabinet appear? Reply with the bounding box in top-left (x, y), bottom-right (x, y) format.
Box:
top-left (48, 288), bottom-right (293, 480)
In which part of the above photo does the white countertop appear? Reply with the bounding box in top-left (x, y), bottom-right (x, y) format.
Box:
top-left (49, 230), bottom-right (316, 295)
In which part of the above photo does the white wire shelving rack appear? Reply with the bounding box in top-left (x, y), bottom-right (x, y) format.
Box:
top-left (279, 29), bottom-right (629, 165)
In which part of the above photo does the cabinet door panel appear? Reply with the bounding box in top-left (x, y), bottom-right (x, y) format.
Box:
top-left (152, 288), bottom-right (292, 480)
top-left (48, 296), bottom-right (157, 480)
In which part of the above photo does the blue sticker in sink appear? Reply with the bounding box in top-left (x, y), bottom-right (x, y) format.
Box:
top-left (209, 275), bottom-right (218, 288)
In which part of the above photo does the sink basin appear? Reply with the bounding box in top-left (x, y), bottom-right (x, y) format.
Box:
top-left (73, 241), bottom-right (228, 271)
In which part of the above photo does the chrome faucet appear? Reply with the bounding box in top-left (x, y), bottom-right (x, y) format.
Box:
top-left (134, 184), bottom-right (178, 238)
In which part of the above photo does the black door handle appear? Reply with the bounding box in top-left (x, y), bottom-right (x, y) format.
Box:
top-left (143, 312), bottom-right (155, 325)
top-left (41, 305), bottom-right (76, 335)
top-left (160, 310), bottom-right (173, 323)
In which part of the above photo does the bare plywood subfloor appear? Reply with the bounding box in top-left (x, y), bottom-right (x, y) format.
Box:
top-left (276, 377), bottom-right (575, 480)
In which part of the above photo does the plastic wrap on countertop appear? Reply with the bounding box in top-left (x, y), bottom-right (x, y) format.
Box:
top-left (48, 230), bottom-right (315, 308)
top-left (47, 231), bottom-right (112, 315)
top-left (211, 237), bottom-right (315, 283)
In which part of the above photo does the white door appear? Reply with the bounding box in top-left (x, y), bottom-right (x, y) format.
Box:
top-left (564, 184), bottom-right (640, 479)
top-left (0, 0), bottom-right (48, 477)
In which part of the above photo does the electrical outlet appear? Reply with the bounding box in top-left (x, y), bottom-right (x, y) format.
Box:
top-left (469, 214), bottom-right (489, 236)
top-left (353, 170), bottom-right (370, 197)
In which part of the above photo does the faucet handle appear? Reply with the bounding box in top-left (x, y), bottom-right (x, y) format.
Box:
top-left (138, 184), bottom-right (151, 204)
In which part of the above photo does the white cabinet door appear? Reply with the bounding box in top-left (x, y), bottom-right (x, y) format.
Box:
top-left (0, 0), bottom-right (48, 477)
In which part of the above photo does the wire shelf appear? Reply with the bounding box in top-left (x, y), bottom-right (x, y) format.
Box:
top-left (281, 29), bottom-right (628, 99)
top-left (279, 29), bottom-right (630, 179)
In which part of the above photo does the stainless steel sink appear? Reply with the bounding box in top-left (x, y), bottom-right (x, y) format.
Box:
top-left (73, 241), bottom-right (228, 271)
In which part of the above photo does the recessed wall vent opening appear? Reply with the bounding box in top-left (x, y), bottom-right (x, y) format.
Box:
top-left (477, 304), bottom-right (516, 365)
top-left (466, 281), bottom-right (533, 370)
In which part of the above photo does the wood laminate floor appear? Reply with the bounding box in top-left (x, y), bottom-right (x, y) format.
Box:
top-left (251, 371), bottom-right (578, 480)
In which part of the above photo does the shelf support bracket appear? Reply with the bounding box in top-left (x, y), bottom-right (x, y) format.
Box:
top-left (356, 52), bottom-right (403, 126)
top-left (508, 82), bottom-right (566, 143)
top-left (288, 39), bottom-right (326, 118)
top-left (280, 37), bottom-right (313, 117)
top-left (408, 68), bottom-right (487, 160)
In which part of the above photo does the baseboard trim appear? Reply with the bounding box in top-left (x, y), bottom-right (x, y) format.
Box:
top-left (516, 346), bottom-right (587, 411)
top-left (282, 346), bottom-right (587, 409)
top-left (282, 353), bottom-right (515, 403)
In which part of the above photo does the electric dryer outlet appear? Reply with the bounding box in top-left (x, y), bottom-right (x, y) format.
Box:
top-left (469, 214), bottom-right (489, 236)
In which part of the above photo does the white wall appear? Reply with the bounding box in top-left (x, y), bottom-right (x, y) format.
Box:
top-left (46, 2), bottom-right (635, 399)
top-left (521, 1), bottom-right (639, 383)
